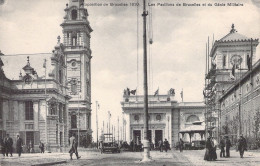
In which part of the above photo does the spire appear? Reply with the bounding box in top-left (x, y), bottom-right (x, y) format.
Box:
top-left (230, 23), bottom-right (237, 33)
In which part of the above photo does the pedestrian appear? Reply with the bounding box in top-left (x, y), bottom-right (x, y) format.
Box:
top-left (219, 137), bottom-right (225, 158)
top-left (99, 140), bottom-right (103, 154)
top-left (225, 136), bottom-right (231, 158)
top-left (4, 134), bottom-right (13, 157)
top-left (28, 140), bottom-right (34, 153)
top-left (237, 135), bottom-right (247, 158)
top-left (69, 133), bottom-right (81, 160)
top-left (0, 137), bottom-right (5, 157)
top-left (159, 140), bottom-right (163, 152)
top-left (16, 135), bottom-right (23, 157)
top-left (130, 139), bottom-right (134, 151)
top-left (39, 141), bottom-right (45, 153)
top-left (211, 137), bottom-right (217, 161)
top-left (163, 139), bottom-right (169, 152)
top-left (179, 138), bottom-right (184, 152)
top-left (204, 136), bottom-right (213, 161)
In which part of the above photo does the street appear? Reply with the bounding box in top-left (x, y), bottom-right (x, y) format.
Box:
top-left (1, 149), bottom-right (260, 166)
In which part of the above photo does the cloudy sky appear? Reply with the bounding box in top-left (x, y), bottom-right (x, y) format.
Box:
top-left (0, 0), bottom-right (260, 140)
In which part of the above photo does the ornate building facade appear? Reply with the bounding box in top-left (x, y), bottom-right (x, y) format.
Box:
top-left (0, 41), bottom-right (70, 152)
top-left (60, 0), bottom-right (93, 145)
top-left (121, 89), bottom-right (205, 148)
top-left (0, 0), bottom-right (93, 151)
top-left (205, 24), bottom-right (259, 142)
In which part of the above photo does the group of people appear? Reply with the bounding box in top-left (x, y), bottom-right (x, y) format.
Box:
top-left (158, 139), bottom-right (170, 152)
top-left (0, 134), bottom-right (14, 157)
top-left (205, 135), bottom-right (247, 161)
top-left (0, 134), bottom-right (45, 157)
top-left (0, 134), bottom-right (25, 157)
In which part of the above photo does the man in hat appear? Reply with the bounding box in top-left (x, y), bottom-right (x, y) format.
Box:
top-left (219, 137), bottom-right (225, 158)
top-left (4, 134), bottom-right (13, 157)
top-left (16, 135), bottom-right (23, 157)
top-left (237, 135), bottom-right (247, 158)
top-left (69, 133), bottom-right (80, 160)
top-left (225, 136), bottom-right (231, 158)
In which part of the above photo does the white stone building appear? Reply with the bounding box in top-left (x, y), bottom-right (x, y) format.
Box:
top-left (121, 89), bottom-right (205, 148)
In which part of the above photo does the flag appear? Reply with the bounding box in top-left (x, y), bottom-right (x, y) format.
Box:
top-left (43, 59), bottom-right (46, 68)
top-left (97, 103), bottom-right (100, 109)
top-left (154, 87), bottom-right (159, 96)
top-left (126, 88), bottom-right (130, 96)
top-left (180, 89), bottom-right (183, 102)
top-left (108, 111), bottom-right (111, 118)
top-left (130, 89), bottom-right (136, 95)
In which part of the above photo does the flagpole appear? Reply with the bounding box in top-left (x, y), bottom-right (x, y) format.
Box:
top-left (142, 0), bottom-right (151, 161)
top-left (44, 58), bottom-right (48, 152)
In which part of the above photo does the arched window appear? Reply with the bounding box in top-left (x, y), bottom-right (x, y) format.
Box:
top-left (71, 9), bottom-right (77, 20)
top-left (71, 115), bottom-right (77, 128)
top-left (59, 69), bottom-right (62, 84)
top-left (186, 115), bottom-right (199, 123)
top-left (223, 55), bottom-right (226, 68)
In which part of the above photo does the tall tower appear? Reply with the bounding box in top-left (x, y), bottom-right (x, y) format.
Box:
top-left (61, 0), bottom-right (93, 145)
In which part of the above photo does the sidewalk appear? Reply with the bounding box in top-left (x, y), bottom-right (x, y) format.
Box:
top-left (179, 149), bottom-right (260, 166)
top-left (0, 153), bottom-right (69, 166)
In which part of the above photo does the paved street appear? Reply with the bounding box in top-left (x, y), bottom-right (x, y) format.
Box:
top-left (1, 149), bottom-right (260, 166)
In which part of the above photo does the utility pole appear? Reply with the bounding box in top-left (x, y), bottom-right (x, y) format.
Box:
top-left (96, 101), bottom-right (99, 149)
top-left (117, 117), bottom-right (119, 143)
top-left (142, 0), bottom-right (151, 161)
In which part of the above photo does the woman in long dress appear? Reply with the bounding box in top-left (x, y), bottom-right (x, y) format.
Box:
top-left (204, 136), bottom-right (213, 161)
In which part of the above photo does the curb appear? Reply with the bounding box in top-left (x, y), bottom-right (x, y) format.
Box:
top-left (31, 160), bottom-right (67, 166)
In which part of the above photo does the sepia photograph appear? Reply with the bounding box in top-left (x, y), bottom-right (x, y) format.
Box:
top-left (0, 0), bottom-right (260, 165)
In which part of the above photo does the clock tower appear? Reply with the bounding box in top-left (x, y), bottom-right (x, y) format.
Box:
top-left (61, 0), bottom-right (93, 144)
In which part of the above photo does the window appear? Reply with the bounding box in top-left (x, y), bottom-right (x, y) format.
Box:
top-left (25, 101), bottom-right (34, 120)
top-left (59, 69), bottom-right (63, 84)
top-left (71, 115), bottom-right (77, 128)
top-left (71, 9), bottom-right (77, 20)
top-left (59, 104), bottom-right (63, 123)
top-left (223, 55), bottom-right (226, 68)
top-left (186, 115), bottom-right (200, 123)
top-left (26, 131), bottom-right (34, 145)
top-left (134, 115), bottom-right (139, 121)
top-left (72, 37), bottom-right (77, 46)
top-left (0, 100), bottom-right (2, 119)
top-left (70, 79), bottom-right (78, 94)
top-left (49, 103), bottom-right (57, 115)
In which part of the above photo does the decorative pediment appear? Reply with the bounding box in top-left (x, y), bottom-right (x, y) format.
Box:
top-left (47, 97), bottom-right (58, 105)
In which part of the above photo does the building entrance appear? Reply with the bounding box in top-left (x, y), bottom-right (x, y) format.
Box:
top-left (133, 130), bottom-right (141, 143)
top-left (155, 130), bottom-right (163, 148)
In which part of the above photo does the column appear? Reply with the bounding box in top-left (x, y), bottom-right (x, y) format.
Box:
top-left (33, 101), bottom-right (39, 131)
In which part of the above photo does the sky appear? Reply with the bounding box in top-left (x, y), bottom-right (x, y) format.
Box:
top-left (0, 0), bottom-right (260, 141)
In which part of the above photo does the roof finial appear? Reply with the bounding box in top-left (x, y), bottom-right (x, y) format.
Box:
top-left (230, 23), bottom-right (236, 33)
top-left (27, 56), bottom-right (30, 65)
top-left (57, 36), bottom-right (61, 43)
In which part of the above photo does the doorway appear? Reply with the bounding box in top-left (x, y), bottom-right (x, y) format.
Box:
top-left (133, 130), bottom-right (141, 143)
top-left (155, 130), bottom-right (163, 148)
